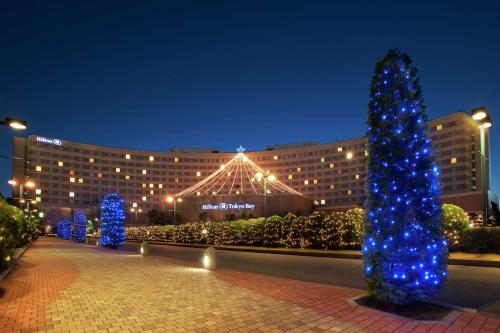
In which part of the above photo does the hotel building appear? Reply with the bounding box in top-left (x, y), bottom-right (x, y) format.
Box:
top-left (11, 111), bottom-right (496, 225)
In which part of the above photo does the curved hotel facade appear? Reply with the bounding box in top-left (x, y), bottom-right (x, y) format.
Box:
top-left (12, 111), bottom-right (496, 225)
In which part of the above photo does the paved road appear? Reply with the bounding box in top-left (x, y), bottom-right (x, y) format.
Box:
top-left (119, 241), bottom-right (500, 314)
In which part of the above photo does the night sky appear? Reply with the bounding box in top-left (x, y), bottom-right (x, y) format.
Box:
top-left (1, 0), bottom-right (499, 196)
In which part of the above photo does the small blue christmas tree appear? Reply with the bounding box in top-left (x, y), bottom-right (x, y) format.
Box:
top-left (57, 219), bottom-right (72, 240)
top-left (99, 192), bottom-right (126, 248)
top-left (363, 50), bottom-right (447, 305)
top-left (72, 211), bottom-right (87, 242)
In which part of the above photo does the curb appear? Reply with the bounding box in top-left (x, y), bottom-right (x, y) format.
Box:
top-left (0, 242), bottom-right (33, 281)
top-left (125, 240), bottom-right (500, 268)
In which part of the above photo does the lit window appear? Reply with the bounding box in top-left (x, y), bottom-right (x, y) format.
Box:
top-left (297, 167), bottom-right (301, 172)
top-left (78, 178), bottom-right (83, 183)
top-left (133, 202), bottom-right (137, 208)
top-left (273, 155), bottom-right (278, 160)
top-left (288, 174), bottom-right (293, 180)
top-left (142, 183), bottom-right (146, 188)
top-left (227, 172), bottom-right (231, 176)
top-left (149, 183), bottom-right (154, 188)
top-left (330, 163), bottom-right (335, 168)
top-left (125, 154), bottom-right (131, 159)
top-left (347, 190), bottom-right (352, 195)
top-left (70, 177), bottom-right (75, 183)
top-left (97, 173), bottom-right (102, 178)
top-left (175, 178), bottom-right (179, 183)
top-left (365, 150), bottom-right (369, 157)
top-left (197, 171), bottom-right (201, 177)
top-left (35, 188), bottom-right (42, 195)
top-left (125, 175), bottom-right (130, 180)
top-left (330, 184), bottom-right (335, 189)
top-left (142, 169), bottom-right (147, 175)
top-left (346, 152), bottom-right (353, 159)
top-left (36, 165), bottom-right (42, 172)
top-left (197, 192), bottom-right (201, 196)
top-left (150, 190), bottom-right (154, 195)
top-left (436, 124), bottom-right (443, 131)
top-left (236, 191), bottom-right (240, 195)
top-left (36, 197), bottom-right (41, 202)
top-left (337, 147), bottom-right (343, 152)
top-left (320, 199), bottom-right (325, 205)
top-left (304, 180), bottom-right (309, 185)
top-left (320, 157), bottom-right (325, 163)
top-left (159, 184), bottom-right (163, 189)
top-left (69, 192), bottom-right (75, 197)
top-left (142, 196), bottom-right (147, 201)
top-left (58, 161), bottom-right (64, 167)
top-left (174, 157), bottom-right (179, 163)
top-left (355, 174), bottom-right (360, 179)
top-left (116, 168), bottom-right (121, 173)
top-left (69, 170), bottom-right (75, 176)
top-left (149, 156), bottom-right (154, 161)
top-left (89, 158), bottom-right (94, 163)
top-left (451, 157), bottom-right (457, 164)
top-left (313, 179), bottom-right (318, 184)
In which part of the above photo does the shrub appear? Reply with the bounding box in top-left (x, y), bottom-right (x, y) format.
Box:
top-left (442, 204), bottom-right (470, 250)
top-left (99, 192), bottom-right (126, 248)
top-left (461, 227), bottom-right (500, 253)
top-left (72, 211), bottom-right (87, 242)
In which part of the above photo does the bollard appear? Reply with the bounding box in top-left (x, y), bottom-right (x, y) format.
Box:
top-left (202, 247), bottom-right (216, 270)
top-left (96, 239), bottom-right (99, 247)
top-left (140, 241), bottom-right (150, 256)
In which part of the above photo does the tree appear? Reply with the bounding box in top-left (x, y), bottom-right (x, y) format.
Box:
top-left (57, 219), bottom-right (72, 240)
top-left (364, 49), bottom-right (447, 305)
top-left (147, 208), bottom-right (170, 226)
top-left (72, 210), bottom-right (87, 242)
top-left (99, 192), bottom-right (126, 248)
top-left (442, 204), bottom-right (470, 250)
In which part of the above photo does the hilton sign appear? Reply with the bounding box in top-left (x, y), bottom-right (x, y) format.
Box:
top-left (36, 136), bottom-right (62, 146)
top-left (202, 203), bottom-right (256, 211)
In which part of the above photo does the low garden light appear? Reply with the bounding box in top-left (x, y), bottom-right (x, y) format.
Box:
top-left (202, 247), bottom-right (216, 269)
top-left (140, 241), bottom-right (150, 256)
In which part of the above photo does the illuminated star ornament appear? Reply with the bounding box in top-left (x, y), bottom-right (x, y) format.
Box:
top-left (176, 146), bottom-right (301, 196)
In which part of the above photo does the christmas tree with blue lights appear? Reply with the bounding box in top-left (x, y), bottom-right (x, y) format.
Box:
top-left (57, 219), bottom-right (72, 240)
top-left (99, 192), bottom-right (126, 248)
top-left (363, 49), bottom-right (447, 305)
top-left (72, 210), bottom-right (87, 242)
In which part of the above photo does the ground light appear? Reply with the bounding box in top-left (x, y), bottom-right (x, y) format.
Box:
top-left (202, 247), bottom-right (216, 269)
top-left (140, 240), bottom-right (150, 256)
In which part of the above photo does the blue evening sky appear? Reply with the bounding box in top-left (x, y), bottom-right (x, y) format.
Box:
top-left (1, 0), bottom-right (499, 196)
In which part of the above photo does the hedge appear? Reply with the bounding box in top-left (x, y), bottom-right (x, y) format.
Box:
top-left (461, 227), bottom-right (500, 253)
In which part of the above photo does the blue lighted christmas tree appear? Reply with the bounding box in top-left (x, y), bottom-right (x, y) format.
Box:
top-left (99, 192), bottom-right (126, 248)
top-left (72, 210), bottom-right (87, 242)
top-left (363, 50), bottom-right (447, 305)
top-left (57, 219), bottom-right (72, 240)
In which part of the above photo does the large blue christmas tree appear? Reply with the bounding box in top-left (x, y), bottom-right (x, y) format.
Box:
top-left (72, 210), bottom-right (87, 242)
top-left (363, 50), bottom-right (447, 305)
top-left (99, 192), bottom-right (126, 248)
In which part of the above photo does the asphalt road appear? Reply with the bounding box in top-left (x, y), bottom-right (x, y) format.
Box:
top-left (115, 241), bottom-right (500, 314)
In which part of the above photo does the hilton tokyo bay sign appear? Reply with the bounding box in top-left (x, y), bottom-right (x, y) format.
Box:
top-left (202, 203), bottom-right (256, 211)
top-left (36, 136), bottom-right (62, 146)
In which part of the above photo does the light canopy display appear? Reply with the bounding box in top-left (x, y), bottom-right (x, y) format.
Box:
top-left (72, 210), bottom-right (87, 242)
top-left (99, 192), bottom-right (126, 248)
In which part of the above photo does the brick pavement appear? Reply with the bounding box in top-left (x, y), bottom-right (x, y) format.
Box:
top-left (0, 238), bottom-right (498, 333)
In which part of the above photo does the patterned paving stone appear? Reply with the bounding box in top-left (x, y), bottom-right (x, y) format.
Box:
top-left (0, 238), bottom-right (499, 333)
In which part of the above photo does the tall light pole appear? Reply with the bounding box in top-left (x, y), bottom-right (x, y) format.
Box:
top-left (166, 196), bottom-right (182, 225)
top-left (255, 172), bottom-right (276, 221)
top-left (1, 117), bottom-right (27, 130)
top-left (8, 179), bottom-right (35, 210)
top-left (471, 107), bottom-right (493, 226)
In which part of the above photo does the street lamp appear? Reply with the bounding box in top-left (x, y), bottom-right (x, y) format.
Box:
top-left (471, 107), bottom-right (493, 226)
top-left (166, 196), bottom-right (182, 225)
top-left (0, 117), bottom-right (27, 130)
top-left (255, 172), bottom-right (275, 221)
top-left (8, 179), bottom-right (35, 210)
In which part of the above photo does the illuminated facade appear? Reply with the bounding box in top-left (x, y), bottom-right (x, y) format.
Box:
top-left (11, 111), bottom-right (495, 224)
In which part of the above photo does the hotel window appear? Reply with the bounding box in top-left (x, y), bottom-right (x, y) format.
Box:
top-left (197, 171), bottom-right (201, 177)
top-left (330, 163), bottom-right (335, 168)
top-left (69, 170), bottom-right (75, 175)
top-left (273, 155), bottom-right (278, 160)
top-left (36, 197), bottom-right (41, 202)
top-left (70, 177), bottom-right (75, 183)
top-left (355, 174), bottom-right (360, 179)
top-left (288, 174), bottom-right (293, 180)
top-left (125, 154), bottom-right (131, 159)
top-left (304, 180), bottom-right (309, 185)
top-left (149, 183), bottom-right (154, 188)
top-left (150, 190), bottom-right (154, 195)
top-left (36, 165), bottom-right (42, 172)
top-left (142, 169), bottom-right (147, 175)
top-left (175, 178), bottom-right (179, 183)
top-left (320, 157), bottom-right (325, 163)
top-left (89, 158), bottom-right (94, 163)
top-left (58, 161), bottom-right (64, 167)
top-left (365, 150), bottom-right (369, 157)
top-left (125, 175), bottom-right (130, 180)
top-left (159, 184), bottom-right (163, 189)
top-left (116, 167), bottom-right (121, 173)
top-left (149, 156), bottom-right (154, 161)
top-left (347, 190), bottom-right (352, 195)
top-left (236, 191), bottom-right (240, 195)
top-left (337, 147), bottom-right (343, 152)
top-left (320, 199), bottom-right (325, 205)
top-left (197, 192), bottom-right (201, 196)
top-left (69, 192), bottom-right (75, 197)
top-left (97, 173), bottom-right (102, 178)
top-left (436, 124), bottom-right (443, 131)
top-left (78, 178), bottom-right (83, 183)
top-left (330, 184), bottom-right (335, 189)
top-left (35, 189), bottom-right (42, 195)
top-left (142, 183), bottom-right (146, 188)
top-left (142, 196), bottom-right (147, 201)
top-left (297, 167), bottom-right (301, 172)
top-left (451, 157), bottom-right (457, 164)
top-left (174, 157), bottom-right (179, 163)
top-left (313, 179), bottom-right (318, 184)
top-left (346, 152), bottom-right (353, 160)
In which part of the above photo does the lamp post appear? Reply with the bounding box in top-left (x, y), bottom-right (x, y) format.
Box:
top-left (130, 206), bottom-right (142, 224)
top-left (0, 117), bottom-right (27, 130)
top-left (471, 107), bottom-right (493, 226)
top-left (255, 172), bottom-right (276, 221)
top-left (8, 179), bottom-right (35, 210)
top-left (166, 196), bottom-right (182, 225)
